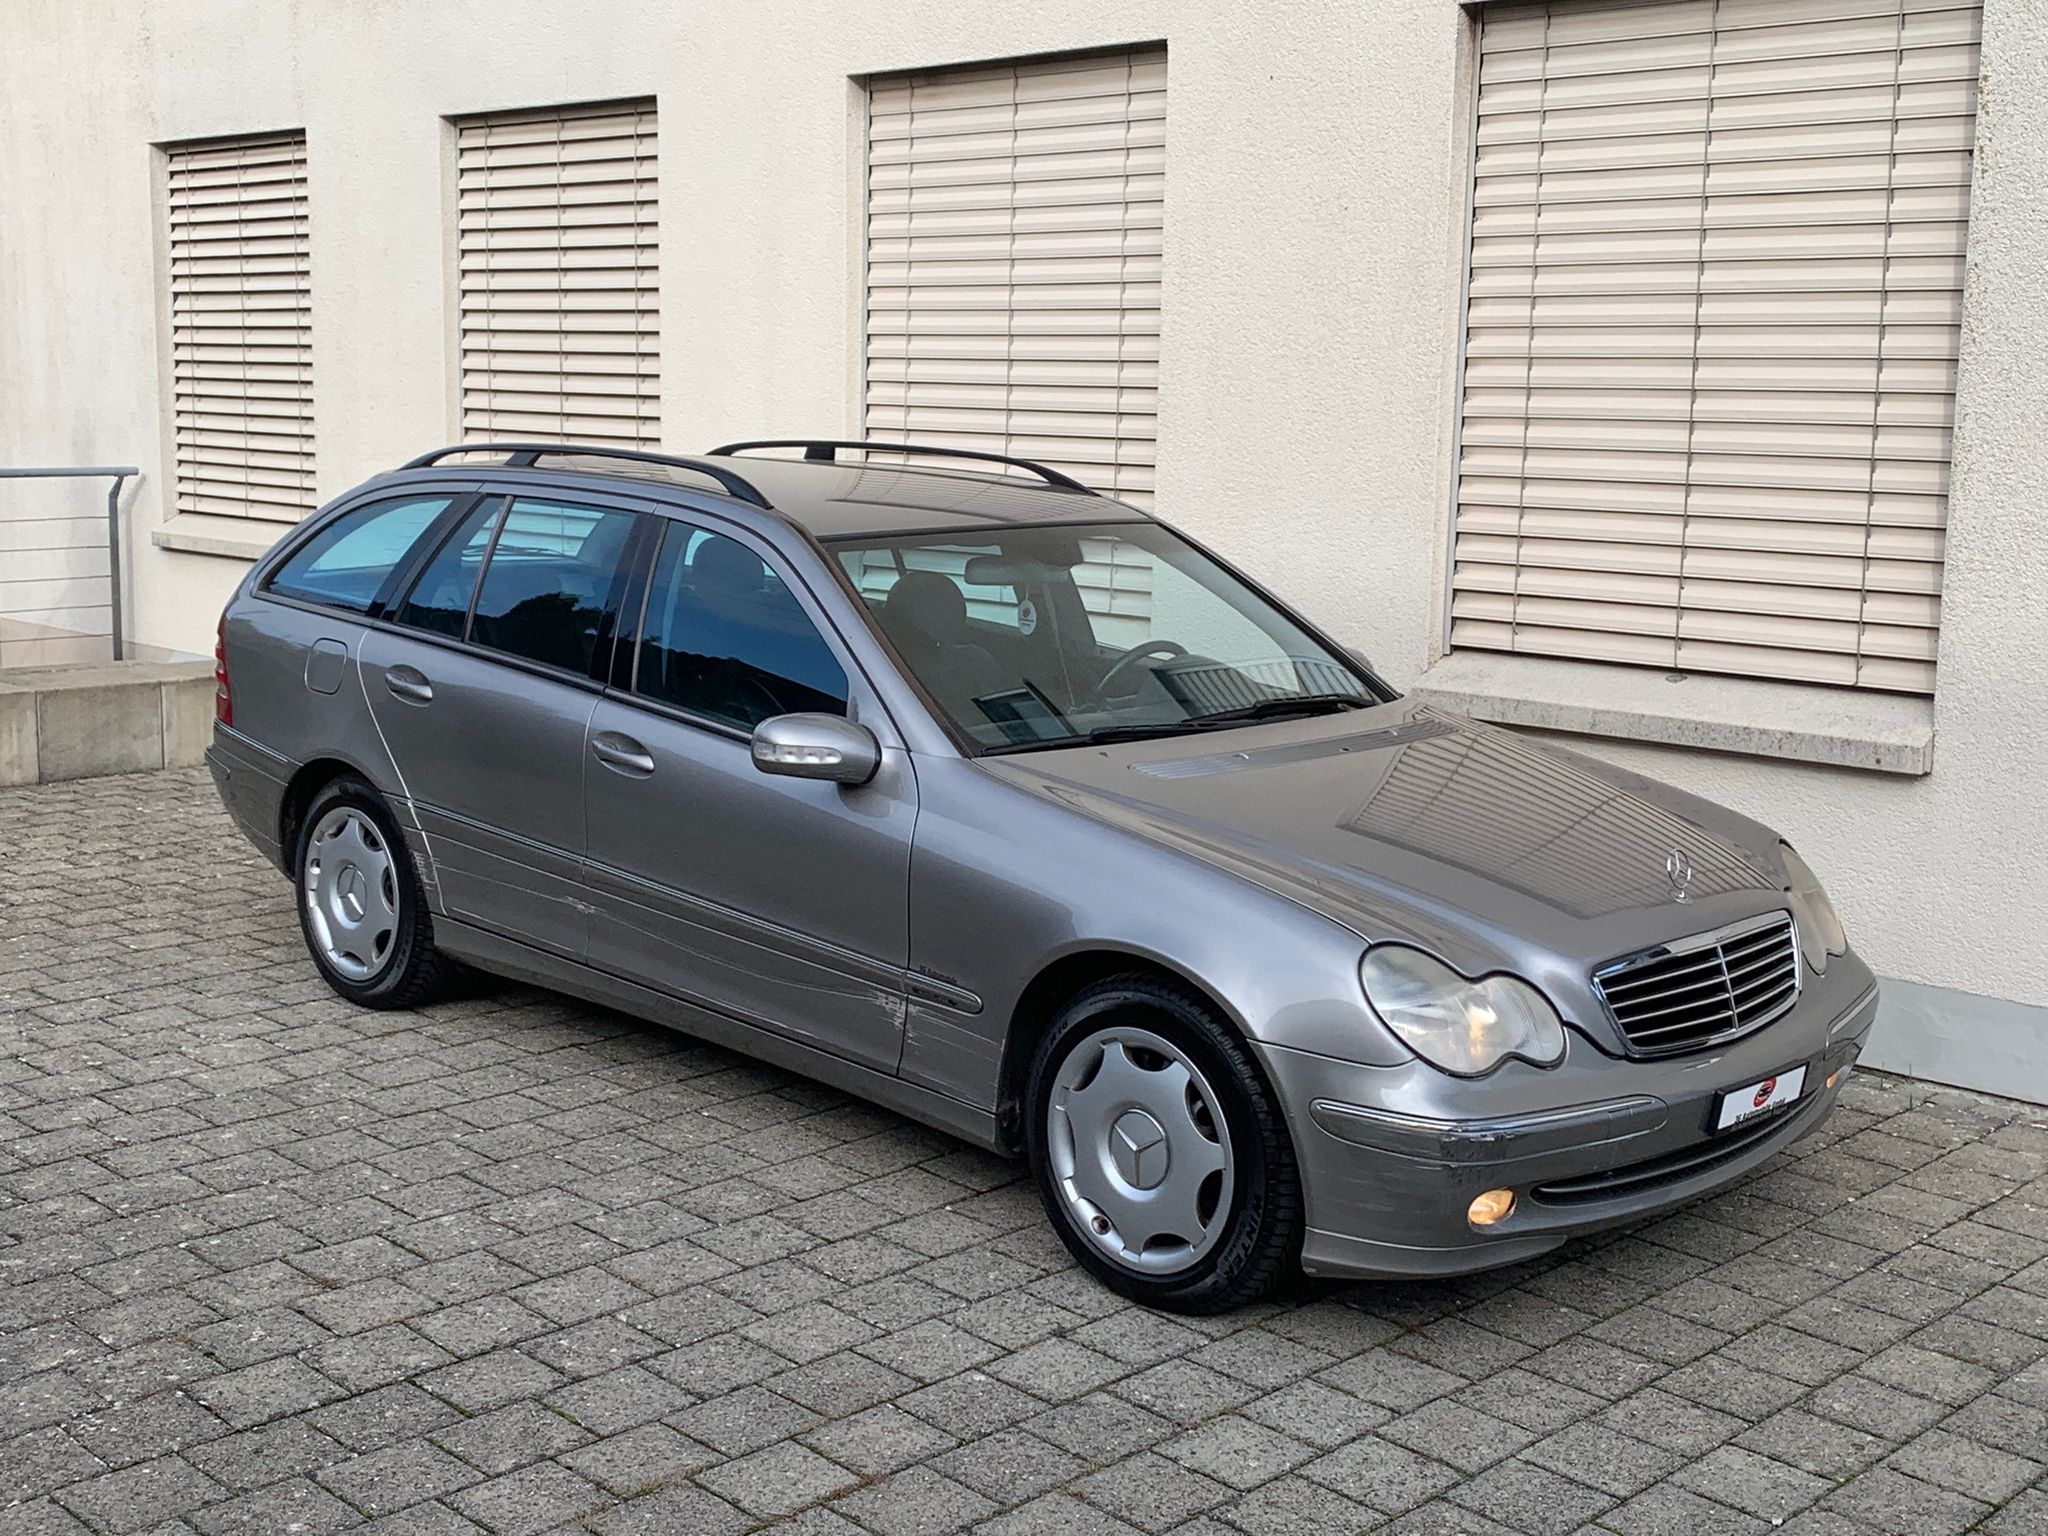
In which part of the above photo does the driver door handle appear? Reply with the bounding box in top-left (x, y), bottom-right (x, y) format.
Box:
top-left (591, 731), bottom-right (655, 777)
top-left (383, 666), bottom-right (433, 704)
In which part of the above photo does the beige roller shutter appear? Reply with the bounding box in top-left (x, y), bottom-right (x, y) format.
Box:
top-left (166, 132), bottom-right (315, 522)
top-left (865, 47), bottom-right (1165, 507)
top-left (455, 100), bottom-right (659, 447)
top-left (1452, 0), bottom-right (1980, 694)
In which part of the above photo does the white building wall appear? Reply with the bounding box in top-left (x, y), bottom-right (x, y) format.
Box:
top-left (1, 0), bottom-right (2043, 1096)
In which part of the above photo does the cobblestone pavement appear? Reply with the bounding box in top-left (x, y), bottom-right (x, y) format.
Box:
top-left (3, 769), bottom-right (2047, 1536)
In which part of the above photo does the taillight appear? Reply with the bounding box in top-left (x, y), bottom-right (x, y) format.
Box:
top-left (214, 615), bottom-right (233, 726)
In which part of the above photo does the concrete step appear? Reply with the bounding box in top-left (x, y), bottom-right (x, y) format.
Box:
top-left (0, 659), bottom-right (216, 784)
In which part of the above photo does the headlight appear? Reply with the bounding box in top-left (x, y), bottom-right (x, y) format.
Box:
top-left (1781, 843), bottom-right (1846, 973)
top-left (1359, 947), bottom-right (1567, 1077)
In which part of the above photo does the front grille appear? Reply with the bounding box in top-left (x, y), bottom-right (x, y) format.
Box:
top-left (1594, 911), bottom-right (1800, 1056)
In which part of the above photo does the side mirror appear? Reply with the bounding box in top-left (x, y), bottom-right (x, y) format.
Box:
top-left (750, 713), bottom-right (881, 786)
top-left (1345, 645), bottom-right (1379, 677)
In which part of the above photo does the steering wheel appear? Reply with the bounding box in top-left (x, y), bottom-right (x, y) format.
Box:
top-left (1098, 639), bottom-right (1188, 694)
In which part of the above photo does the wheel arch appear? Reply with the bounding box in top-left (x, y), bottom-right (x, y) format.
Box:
top-left (994, 946), bottom-right (1250, 1156)
top-left (278, 755), bottom-right (387, 876)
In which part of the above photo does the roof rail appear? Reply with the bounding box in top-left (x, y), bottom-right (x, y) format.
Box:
top-left (401, 442), bottom-right (773, 508)
top-left (709, 439), bottom-right (1097, 496)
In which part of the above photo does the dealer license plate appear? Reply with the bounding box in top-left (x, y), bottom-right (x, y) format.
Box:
top-left (1713, 1065), bottom-right (1807, 1131)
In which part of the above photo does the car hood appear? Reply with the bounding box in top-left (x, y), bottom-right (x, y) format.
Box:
top-left (980, 699), bottom-right (1789, 988)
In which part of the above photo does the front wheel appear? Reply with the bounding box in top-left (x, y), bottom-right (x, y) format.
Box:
top-left (295, 775), bottom-right (458, 1009)
top-left (1024, 974), bottom-right (1302, 1312)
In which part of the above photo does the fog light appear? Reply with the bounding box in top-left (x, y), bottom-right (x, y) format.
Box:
top-left (1468, 1189), bottom-right (1516, 1228)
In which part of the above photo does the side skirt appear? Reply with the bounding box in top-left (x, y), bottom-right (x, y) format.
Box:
top-left (434, 917), bottom-right (1006, 1154)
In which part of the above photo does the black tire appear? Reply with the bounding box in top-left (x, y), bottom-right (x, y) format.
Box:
top-left (293, 774), bottom-right (459, 1010)
top-left (1024, 973), bottom-right (1303, 1313)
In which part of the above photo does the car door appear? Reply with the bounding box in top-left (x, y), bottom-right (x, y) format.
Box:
top-left (359, 490), bottom-right (646, 959)
top-left (581, 514), bottom-right (916, 1073)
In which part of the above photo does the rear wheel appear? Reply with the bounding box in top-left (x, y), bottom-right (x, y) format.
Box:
top-left (1025, 974), bottom-right (1302, 1312)
top-left (295, 776), bottom-right (457, 1009)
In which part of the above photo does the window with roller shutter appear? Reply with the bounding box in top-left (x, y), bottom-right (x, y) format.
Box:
top-left (164, 131), bottom-right (316, 522)
top-left (454, 100), bottom-right (659, 448)
top-left (1450, 0), bottom-right (1980, 695)
top-left (863, 47), bottom-right (1165, 510)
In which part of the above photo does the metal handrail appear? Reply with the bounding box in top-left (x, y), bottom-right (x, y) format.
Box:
top-left (0, 466), bottom-right (139, 660)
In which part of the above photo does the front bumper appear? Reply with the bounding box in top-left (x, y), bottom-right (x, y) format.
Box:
top-left (1261, 950), bottom-right (1879, 1279)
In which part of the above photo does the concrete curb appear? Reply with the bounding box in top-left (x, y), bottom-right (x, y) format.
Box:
top-left (0, 659), bottom-right (216, 784)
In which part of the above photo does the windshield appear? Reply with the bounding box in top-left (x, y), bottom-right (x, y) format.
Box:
top-left (830, 522), bottom-right (1385, 753)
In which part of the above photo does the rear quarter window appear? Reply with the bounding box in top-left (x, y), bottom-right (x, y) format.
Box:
top-left (266, 494), bottom-right (456, 613)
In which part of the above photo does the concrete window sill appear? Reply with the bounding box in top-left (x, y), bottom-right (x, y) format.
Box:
top-left (1409, 652), bottom-right (1934, 776)
top-left (151, 512), bottom-right (293, 561)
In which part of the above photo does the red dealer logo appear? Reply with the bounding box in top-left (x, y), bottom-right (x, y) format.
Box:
top-left (1753, 1077), bottom-right (1778, 1109)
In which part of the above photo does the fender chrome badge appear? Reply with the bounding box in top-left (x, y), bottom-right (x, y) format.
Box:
top-left (1665, 848), bottom-right (1696, 903)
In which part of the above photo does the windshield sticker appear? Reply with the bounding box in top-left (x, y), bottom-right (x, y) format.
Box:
top-left (1017, 598), bottom-right (1038, 636)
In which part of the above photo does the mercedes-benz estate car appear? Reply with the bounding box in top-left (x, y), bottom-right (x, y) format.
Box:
top-left (208, 438), bottom-right (1877, 1311)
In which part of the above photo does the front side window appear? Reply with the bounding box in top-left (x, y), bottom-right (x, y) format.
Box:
top-left (635, 523), bottom-right (847, 731)
top-left (831, 522), bottom-right (1380, 752)
top-left (266, 494), bottom-right (455, 613)
top-left (467, 498), bottom-right (640, 673)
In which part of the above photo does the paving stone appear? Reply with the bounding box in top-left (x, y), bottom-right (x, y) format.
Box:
top-left (1109, 1358), bottom-right (1257, 1425)
top-left (1881, 1425), bottom-right (2041, 1503)
top-left (585, 1485), bottom-right (749, 1535)
top-left (1518, 1421), bottom-right (1682, 1497)
top-left (1023, 1391), bottom-right (1176, 1465)
top-left (1600, 1482), bottom-right (1772, 1536)
top-left (1239, 1377), bottom-right (1392, 1449)
top-left (695, 1441), bottom-right (858, 1518)
top-left (185, 1356), bottom-right (344, 1428)
top-left (543, 1364), bottom-right (693, 1436)
top-left (431, 1399), bottom-right (593, 1474)
top-left (317, 1439), bottom-right (483, 1517)
top-left (1302, 1435), bottom-right (1462, 1514)
top-left (972, 1489), bottom-right (1146, 1536)
top-left (5, 769), bottom-right (2046, 1536)
top-left (1210, 1475), bottom-right (1384, 1536)
top-left (805, 1403), bottom-right (962, 1479)
top-left (1441, 1456), bottom-right (1615, 1534)
top-left (1159, 1413), bottom-right (1315, 1490)
top-left (188, 1475), bottom-right (359, 1536)
top-left (831, 1465), bottom-right (997, 1535)
top-left (1380, 1397), bottom-right (1536, 1475)
top-left (1816, 1465), bottom-right (1990, 1535)
top-left (1730, 1407), bottom-right (1887, 1479)
top-left (1671, 1443), bottom-right (1831, 1521)
top-left (47, 1452), bottom-right (220, 1535)
top-left (1072, 1449), bottom-right (1230, 1527)
top-left (184, 1419), bottom-right (348, 1493)
top-left (1320, 1349), bottom-right (1470, 1411)
top-left (445, 1461), bottom-right (610, 1536)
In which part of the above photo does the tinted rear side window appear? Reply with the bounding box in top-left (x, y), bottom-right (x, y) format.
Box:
top-left (395, 499), bottom-right (503, 638)
top-left (636, 523), bottom-right (847, 730)
top-left (467, 498), bottom-right (641, 674)
top-left (266, 495), bottom-right (454, 613)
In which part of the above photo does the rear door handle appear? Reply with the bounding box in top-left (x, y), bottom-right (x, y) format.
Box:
top-left (591, 731), bottom-right (655, 777)
top-left (384, 666), bottom-right (433, 704)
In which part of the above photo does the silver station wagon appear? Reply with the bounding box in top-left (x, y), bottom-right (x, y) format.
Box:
top-left (209, 439), bottom-right (1878, 1311)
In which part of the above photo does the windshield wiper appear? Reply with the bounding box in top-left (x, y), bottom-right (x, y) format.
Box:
top-left (1188, 693), bottom-right (1373, 725)
top-left (981, 694), bottom-right (1374, 755)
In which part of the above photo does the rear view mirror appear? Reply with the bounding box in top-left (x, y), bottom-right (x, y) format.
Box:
top-left (750, 713), bottom-right (881, 785)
